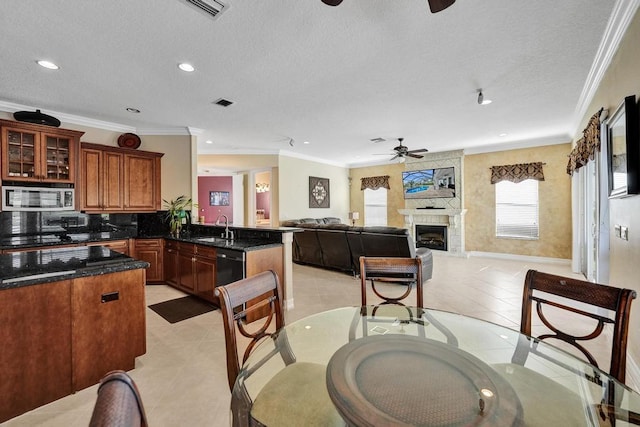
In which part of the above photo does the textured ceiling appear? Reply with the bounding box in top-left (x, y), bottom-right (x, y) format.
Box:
top-left (0, 0), bottom-right (620, 167)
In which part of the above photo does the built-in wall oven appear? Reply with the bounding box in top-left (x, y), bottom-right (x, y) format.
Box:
top-left (1, 186), bottom-right (75, 211)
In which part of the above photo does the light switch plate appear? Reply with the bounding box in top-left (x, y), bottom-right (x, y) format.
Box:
top-left (615, 225), bottom-right (621, 238)
top-left (621, 226), bottom-right (629, 241)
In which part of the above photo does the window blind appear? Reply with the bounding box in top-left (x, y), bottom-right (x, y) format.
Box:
top-left (495, 180), bottom-right (539, 239)
top-left (364, 188), bottom-right (387, 226)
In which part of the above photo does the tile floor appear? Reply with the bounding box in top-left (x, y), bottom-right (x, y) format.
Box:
top-left (3, 254), bottom-right (611, 426)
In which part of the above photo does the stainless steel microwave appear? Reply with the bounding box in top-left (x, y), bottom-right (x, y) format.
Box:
top-left (2, 186), bottom-right (75, 211)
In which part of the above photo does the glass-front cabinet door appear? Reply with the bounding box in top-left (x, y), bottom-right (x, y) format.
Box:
top-left (1, 120), bottom-right (81, 184)
top-left (43, 133), bottom-right (73, 182)
top-left (4, 127), bottom-right (41, 180)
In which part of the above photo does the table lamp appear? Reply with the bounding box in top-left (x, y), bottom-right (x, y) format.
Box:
top-left (348, 211), bottom-right (360, 226)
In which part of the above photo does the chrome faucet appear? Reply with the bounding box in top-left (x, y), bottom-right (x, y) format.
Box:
top-left (216, 214), bottom-right (233, 240)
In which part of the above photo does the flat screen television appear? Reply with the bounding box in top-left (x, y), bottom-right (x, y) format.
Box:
top-left (402, 167), bottom-right (455, 199)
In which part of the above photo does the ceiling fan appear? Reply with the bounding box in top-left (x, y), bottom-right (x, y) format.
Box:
top-left (321, 0), bottom-right (455, 13)
top-left (376, 138), bottom-right (429, 161)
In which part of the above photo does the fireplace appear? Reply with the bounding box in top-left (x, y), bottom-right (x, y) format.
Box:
top-left (415, 225), bottom-right (448, 251)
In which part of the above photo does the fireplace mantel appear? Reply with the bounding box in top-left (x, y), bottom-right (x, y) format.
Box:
top-left (398, 208), bottom-right (467, 254)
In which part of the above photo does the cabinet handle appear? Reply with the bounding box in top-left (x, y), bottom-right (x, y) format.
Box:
top-left (101, 291), bottom-right (120, 303)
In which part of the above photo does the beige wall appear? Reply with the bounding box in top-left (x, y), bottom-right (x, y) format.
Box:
top-left (464, 143), bottom-right (572, 259)
top-left (576, 8), bottom-right (640, 374)
top-left (278, 156), bottom-right (350, 222)
top-left (349, 163), bottom-right (405, 228)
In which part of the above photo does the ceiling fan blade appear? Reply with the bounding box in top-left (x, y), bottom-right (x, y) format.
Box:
top-left (407, 148), bottom-right (429, 154)
top-left (428, 0), bottom-right (455, 13)
top-left (321, 0), bottom-right (343, 5)
top-left (390, 154), bottom-right (400, 160)
top-left (407, 153), bottom-right (424, 159)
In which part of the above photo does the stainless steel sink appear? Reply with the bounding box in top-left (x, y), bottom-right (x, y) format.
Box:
top-left (197, 237), bottom-right (229, 244)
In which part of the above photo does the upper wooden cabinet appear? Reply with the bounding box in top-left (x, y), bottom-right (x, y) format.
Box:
top-left (1, 119), bottom-right (83, 184)
top-left (79, 142), bottom-right (163, 213)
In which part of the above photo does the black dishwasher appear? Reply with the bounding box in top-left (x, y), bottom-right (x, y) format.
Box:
top-left (216, 248), bottom-right (245, 286)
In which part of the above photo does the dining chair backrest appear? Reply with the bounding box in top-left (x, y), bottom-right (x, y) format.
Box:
top-left (520, 269), bottom-right (636, 383)
top-left (360, 256), bottom-right (423, 308)
top-left (88, 370), bottom-right (147, 427)
top-left (215, 270), bottom-right (285, 391)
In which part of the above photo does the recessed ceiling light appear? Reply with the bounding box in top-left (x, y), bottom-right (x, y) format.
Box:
top-left (481, 99), bottom-right (493, 105)
top-left (303, 141), bottom-right (310, 144)
top-left (126, 107), bottom-right (141, 113)
top-left (205, 140), bottom-right (213, 144)
top-left (37, 60), bottom-right (59, 70)
top-left (178, 63), bottom-right (195, 72)
top-left (499, 133), bottom-right (508, 137)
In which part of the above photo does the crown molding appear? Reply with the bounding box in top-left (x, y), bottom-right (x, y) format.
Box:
top-left (0, 100), bottom-right (135, 132)
top-left (136, 127), bottom-right (195, 136)
top-left (571, 0), bottom-right (640, 136)
top-left (278, 149), bottom-right (348, 168)
top-left (463, 134), bottom-right (571, 155)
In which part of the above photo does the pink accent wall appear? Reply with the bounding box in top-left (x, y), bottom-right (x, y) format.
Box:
top-left (256, 192), bottom-right (270, 219)
top-left (198, 176), bottom-right (233, 224)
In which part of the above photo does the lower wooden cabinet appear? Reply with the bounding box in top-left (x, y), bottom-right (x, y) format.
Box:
top-left (71, 269), bottom-right (146, 390)
top-left (171, 242), bottom-right (217, 303)
top-left (133, 238), bottom-right (164, 283)
top-left (0, 268), bottom-right (146, 423)
top-left (0, 280), bottom-right (73, 423)
top-left (164, 240), bottom-right (179, 287)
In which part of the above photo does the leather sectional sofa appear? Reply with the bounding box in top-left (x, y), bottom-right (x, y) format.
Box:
top-left (281, 217), bottom-right (433, 280)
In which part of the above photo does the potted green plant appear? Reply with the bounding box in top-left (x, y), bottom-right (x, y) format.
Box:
top-left (163, 195), bottom-right (195, 236)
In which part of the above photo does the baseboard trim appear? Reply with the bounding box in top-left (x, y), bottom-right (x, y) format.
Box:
top-left (285, 298), bottom-right (294, 311)
top-left (466, 251), bottom-right (571, 265)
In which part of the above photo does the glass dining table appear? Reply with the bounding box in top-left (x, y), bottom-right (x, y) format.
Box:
top-left (231, 306), bottom-right (640, 426)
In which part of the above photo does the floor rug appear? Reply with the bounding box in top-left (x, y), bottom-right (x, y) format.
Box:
top-left (149, 295), bottom-right (216, 323)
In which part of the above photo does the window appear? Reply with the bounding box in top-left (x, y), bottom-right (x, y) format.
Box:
top-left (495, 179), bottom-right (539, 239)
top-left (364, 188), bottom-right (387, 226)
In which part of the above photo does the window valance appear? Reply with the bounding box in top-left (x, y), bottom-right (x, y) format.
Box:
top-left (490, 162), bottom-right (545, 184)
top-left (566, 108), bottom-right (604, 176)
top-left (361, 175), bottom-right (390, 190)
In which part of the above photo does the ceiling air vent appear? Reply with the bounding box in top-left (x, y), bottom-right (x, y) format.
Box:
top-left (183, 0), bottom-right (227, 20)
top-left (213, 98), bottom-right (234, 107)
top-left (370, 137), bottom-right (386, 143)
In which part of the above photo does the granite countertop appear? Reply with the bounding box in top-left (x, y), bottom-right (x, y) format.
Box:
top-left (0, 246), bottom-right (149, 290)
top-left (0, 231), bottom-right (135, 251)
top-left (164, 235), bottom-right (281, 252)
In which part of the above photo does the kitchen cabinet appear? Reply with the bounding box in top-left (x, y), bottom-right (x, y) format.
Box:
top-left (173, 242), bottom-right (217, 302)
top-left (164, 240), bottom-right (179, 287)
top-left (79, 147), bottom-right (124, 211)
top-left (1, 119), bottom-right (83, 184)
top-left (79, 142), bottom-right (163, 213)
top-left (193, 245), bottom-right (216, 302)
top-left (162, 239), bottom-right (283, 309)
top-left (0, 280), bottom-right (72, 422)
top-left (71, 269), bottom-right (146, 390)
top-left (133, 238), bottom-right (164, 283)
top-left (177, 243), bottom-right (197, 292)
top-left (0, 268), bottom-right (145, 423)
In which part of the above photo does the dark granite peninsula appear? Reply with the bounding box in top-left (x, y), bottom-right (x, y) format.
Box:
top-left (0, 245), bottom-right (148, 288)
top-left (0, 246), bottom-right (148, 423)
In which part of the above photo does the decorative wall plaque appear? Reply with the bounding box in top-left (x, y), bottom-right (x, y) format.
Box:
top-left (309, 176), bottom-right (330, 208)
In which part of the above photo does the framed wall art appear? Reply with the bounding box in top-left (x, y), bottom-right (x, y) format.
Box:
top-left (210, 191), bottom-right (230, 206)
top-left (607, 95), bottom-right (639, 198)
top-left (309, 176), bottom-right (330, 208)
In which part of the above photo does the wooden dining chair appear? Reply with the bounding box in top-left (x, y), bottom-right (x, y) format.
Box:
top-left (215, 270), bottom-right (343, 427)
top-left (359, 256), bottom-right (424, 307)
top-left (88, 370), bottom-right (147, 427)
top-left (516, 269), bottom-right (636, 384)
top-left (493, 270), bottom-right (637, 426)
